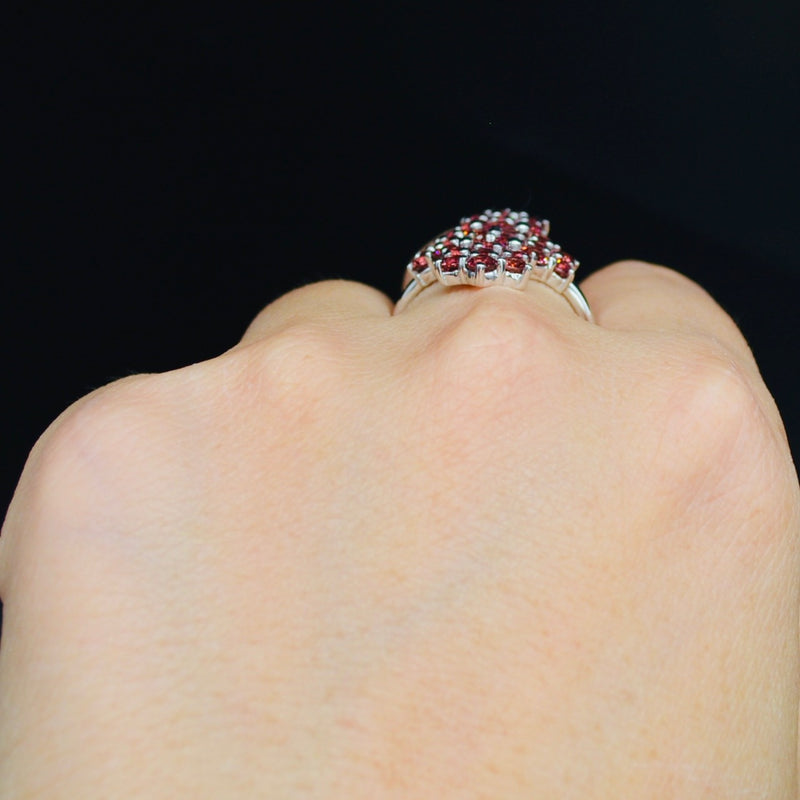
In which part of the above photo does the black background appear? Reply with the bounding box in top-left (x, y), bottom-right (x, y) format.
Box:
top-left (2, 4), bottom-right (798, 546)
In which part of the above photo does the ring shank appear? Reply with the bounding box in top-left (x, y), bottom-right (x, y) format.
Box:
top-left (394, 279), bottom-right (594, 322)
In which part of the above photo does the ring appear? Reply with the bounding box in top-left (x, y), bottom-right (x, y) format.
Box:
top-left (393, 209), bottom-right (594, 323)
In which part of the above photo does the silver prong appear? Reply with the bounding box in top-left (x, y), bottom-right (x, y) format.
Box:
top-left (516, 264), bottom-right (532, 289)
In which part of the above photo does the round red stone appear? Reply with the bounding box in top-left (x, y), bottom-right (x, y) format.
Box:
top-left (435, 243), bottom-right (460, 258)
top-left (467, 253), bottom-right (499, 273)
top-left (485, 233), bottom-right (509, 248)
top-left (554, 254), bottom-right (573, 278)
top-left (441, 255), bottom-right (461, 272)
top-left (412, 255), bottom-right (429, 273)
top-left (497, 222), bottom-right (516, 235)
top-left (505, 254), bottom-right (527, 274)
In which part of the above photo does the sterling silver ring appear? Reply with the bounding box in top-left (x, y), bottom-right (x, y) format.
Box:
top-left (393, 209), bottom-right (594, 323)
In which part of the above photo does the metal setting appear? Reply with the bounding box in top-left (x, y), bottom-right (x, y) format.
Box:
top-left (393, 209), bottom-right (594, 323)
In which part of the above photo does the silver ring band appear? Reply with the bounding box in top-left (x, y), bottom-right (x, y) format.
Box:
top-left (395, 270), bottom-right (594, 321)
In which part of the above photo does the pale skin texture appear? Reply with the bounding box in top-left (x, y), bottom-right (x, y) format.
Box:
top-left (0, 261), bottom-right (798, 798)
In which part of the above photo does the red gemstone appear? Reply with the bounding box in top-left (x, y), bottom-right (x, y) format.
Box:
top-left (412, 255), bottom-right (428, 273)
top-left (505, 254), bottom-right (527, 274)
top-left (554, 254), bottom-right (573, 278)
top-left (435, 243), bottom-right (460, 258)
top-left (485, 221), bottom-right (515, 239)
top-left (485, 234), bottom-right (508, 248)
top-left (467, 253), bottom-right (499, 273)
top-left (441, 255), bottom-right (461, 272)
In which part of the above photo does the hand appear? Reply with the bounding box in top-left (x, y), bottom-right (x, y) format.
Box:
top-left (1, 262), bottom-right (798, 798)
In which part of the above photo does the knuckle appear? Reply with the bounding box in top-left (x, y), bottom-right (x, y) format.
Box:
top-left (236, 322), bottom-right (348, 415)
top-left (640, 338), bottom-right (799, 566)
top-left (45, 374), bottom-right (169, 477)
top-left (33, 374), bottom-right (164, 493)
top-left (0, 375), bottom-right (166, 588)
top-left (593, 259), bottom-right (716, 299)
top-left (600, 259), bottom-right (692, 284)
top-left (671, 345), bottom-right (762, 447)
top-left (426, 292), bottom-right (567, 414)
top-left (242, 279), bottom-right (386, 339)
top-left (646, 339), bottom-right (779, 496)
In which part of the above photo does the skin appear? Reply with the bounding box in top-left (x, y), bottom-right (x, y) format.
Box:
top-left (0, 260), bottom-right (798, 798)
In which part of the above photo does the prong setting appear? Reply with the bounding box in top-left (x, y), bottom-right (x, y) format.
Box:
top-left (397, 209), bottom-right (592, 321)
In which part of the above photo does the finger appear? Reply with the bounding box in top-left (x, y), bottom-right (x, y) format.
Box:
top-left (579, 260), bottom-right (754, 363)
top-left (237, 279), bottom-right (394, 346)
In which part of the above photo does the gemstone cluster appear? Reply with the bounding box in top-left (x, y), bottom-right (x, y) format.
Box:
top-left (407, 209), bottom-right (579, 293)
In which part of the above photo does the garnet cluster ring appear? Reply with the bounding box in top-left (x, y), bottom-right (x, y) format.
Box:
top-left (393, 209), bottom-right (594, 323)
